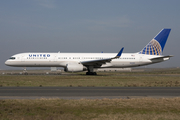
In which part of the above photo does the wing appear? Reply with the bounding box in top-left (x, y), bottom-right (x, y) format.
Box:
top-left (81, 47), bottom-right (124, 66)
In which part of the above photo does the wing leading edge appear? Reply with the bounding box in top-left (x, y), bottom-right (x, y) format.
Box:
top-left (81, 47), bottom-right (124, 66)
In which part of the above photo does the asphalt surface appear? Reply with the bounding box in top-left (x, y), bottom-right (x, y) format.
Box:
top-left (0, 87), bottom-right (180, 99)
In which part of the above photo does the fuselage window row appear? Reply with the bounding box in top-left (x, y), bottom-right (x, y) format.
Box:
top-left (57, 57), bottom-right (135, 60)
top-left (25, 56), bottom-right (135, 60)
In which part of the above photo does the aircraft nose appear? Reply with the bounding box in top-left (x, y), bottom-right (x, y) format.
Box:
top-left (5, 60), bottom-right (10, 66)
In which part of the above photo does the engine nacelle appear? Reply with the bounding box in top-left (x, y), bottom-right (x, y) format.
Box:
top-left (64, 63), bottom-right (85, 72)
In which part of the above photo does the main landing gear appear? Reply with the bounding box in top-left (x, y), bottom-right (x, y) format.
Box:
top-left (86, 72), bottom-right (97, 75)
top-left (86, 66), bottom-right (97, 75)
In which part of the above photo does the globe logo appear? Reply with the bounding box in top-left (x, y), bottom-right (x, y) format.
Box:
top-left (139, 39), bottom-right (162, 55)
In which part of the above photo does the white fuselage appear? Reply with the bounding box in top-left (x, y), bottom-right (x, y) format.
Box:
top-left (5, 52), bottom-right (168, 68)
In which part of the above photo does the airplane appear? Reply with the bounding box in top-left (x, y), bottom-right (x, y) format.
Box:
top-left (5, 28), bottom-right (173, 75)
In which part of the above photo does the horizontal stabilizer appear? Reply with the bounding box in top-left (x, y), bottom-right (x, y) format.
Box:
top-left (149, 55), bottom-right (173, 60)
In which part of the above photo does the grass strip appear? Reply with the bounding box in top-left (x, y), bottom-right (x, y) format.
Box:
top-left (1, 98), bottom-right (180, 120)
top-left (0, 74), bottom-right (180, 87)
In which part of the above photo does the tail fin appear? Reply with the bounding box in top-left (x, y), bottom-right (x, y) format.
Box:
top-left (139, 29), bottom-right (171, 55)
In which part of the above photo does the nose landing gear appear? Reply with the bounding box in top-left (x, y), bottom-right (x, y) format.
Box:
top-left (23, 67), bottom-right (28, 75)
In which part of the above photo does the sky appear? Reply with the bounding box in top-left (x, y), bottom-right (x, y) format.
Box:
top-left (0, 0), bottom-right (180, 70)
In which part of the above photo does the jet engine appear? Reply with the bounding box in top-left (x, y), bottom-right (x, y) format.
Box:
top-left (64, 63), bottom-right (85, 72)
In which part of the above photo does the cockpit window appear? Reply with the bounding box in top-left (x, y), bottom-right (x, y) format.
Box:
top-left (9, 57), bottom-right (16, 60)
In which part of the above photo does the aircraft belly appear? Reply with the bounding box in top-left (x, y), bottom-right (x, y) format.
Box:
top-left (102, 61), bottom-right (152, 68)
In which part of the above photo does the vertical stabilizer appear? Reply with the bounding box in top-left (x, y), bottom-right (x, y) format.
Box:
top-left (139, 29), bottom-right (171, 55)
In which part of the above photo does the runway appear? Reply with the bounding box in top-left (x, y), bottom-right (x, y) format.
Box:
top-left (0, 87), bottom-right (180, 99)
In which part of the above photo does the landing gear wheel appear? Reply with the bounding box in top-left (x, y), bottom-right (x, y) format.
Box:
top-left (86, 72), bottom-right (97, 75)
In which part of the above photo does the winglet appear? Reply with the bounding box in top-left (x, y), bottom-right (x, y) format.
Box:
top-left (114, 47), bottom-right (124, 59)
